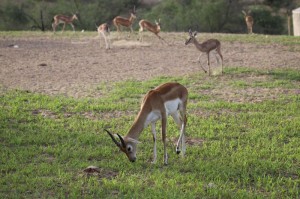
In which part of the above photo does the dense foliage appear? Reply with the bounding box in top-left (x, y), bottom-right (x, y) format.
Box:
top-left (0, 0), bottom-right (299, 34)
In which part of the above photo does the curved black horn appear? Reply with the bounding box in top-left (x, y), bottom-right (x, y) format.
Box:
top-left (188, 29), bottom-right (192, 36)
top-left (105, 129), bottom-right (121, 147)
top-left (117, 133), bottom-right (126, 148)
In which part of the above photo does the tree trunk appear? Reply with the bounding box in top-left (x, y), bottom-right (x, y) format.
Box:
top-left (40, 10), bottom-right (45, 32)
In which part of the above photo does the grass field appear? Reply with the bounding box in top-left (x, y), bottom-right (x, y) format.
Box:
top-left (1, 32), bottom-right (300, 198)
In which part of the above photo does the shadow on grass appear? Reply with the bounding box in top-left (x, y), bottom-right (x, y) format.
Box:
top-left (225, 67), bottom-right (300, 82)
top-left (268, 70), bottom-right (300, 81)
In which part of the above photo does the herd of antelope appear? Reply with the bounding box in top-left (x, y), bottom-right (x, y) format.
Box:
top-left (51, 7), bottom-right (254, 165)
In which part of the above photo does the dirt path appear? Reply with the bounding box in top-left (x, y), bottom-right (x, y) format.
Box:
top-left (0, 33), bottom-right (299, 98)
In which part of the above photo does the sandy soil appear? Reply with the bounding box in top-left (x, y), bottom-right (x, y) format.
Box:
top-left (0, 32), bottom-right (299, 98)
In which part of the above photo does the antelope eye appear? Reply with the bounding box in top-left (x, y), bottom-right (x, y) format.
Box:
top-left (127, 146), bottom-right (132, 152)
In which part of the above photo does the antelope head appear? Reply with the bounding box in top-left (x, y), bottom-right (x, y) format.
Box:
top-left (72, 13), bottom-right (79, 21)
top-left (185, 29), bottom-right (197, 45)
top-left (131, 5), bottom-right (137, 19)
top-left (155, 18), bottom-right (161, 26)
top-left (105, 129), bottom-right (139, 162)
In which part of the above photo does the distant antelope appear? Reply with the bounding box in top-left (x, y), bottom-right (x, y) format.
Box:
top-left (185, 29), bottom-right (223, 76)
top-left (52, 13), bottom-right (78, 32)
top-left (139, 19), bottom-right (168, 44)
top-left (113, 6), bottom-right (136, 36)
top-left (242, 10), bottom-right (254, 34)
top-left (97, 23), bottom-right (111, 49)
top-left (106, 82), bottom-right (188, 165)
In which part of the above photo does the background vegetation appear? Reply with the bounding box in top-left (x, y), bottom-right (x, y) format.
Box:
top-left (0, 0), bottom-right (300, 34)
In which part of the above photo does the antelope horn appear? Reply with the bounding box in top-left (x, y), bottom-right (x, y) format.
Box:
top-left (188, 29), bottom-right (192, 36)
top-left (117, 133), bottom-right (126, 148)
top-left (105, 129), bottom-right (121, 147)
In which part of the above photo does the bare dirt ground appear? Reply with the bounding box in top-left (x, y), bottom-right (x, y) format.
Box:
top-left (0, 32), bottom-right (299, 98)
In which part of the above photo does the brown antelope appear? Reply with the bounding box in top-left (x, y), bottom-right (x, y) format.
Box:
top-left (185, 29), bottom-right (223, 76)
top-left (138, 19), bottom-right (168, 44)
top-left (105, 82), bottom-right (188, 165)
top-left (242, 10), bottom-right (254, 34)
top-left (52, 13), bottom-right (78, 32)
top-left (97, 23), bottom-right (111, 49)
top-left (113, 7), bottom-right (136, 36)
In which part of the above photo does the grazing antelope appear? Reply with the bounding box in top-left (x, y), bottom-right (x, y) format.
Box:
top-left (113, 7), bottom-right (136, 36)
top-left (242, 10), bottom-right (254, 34)
top-left (52, 13), bottom-right (78, 32)
top-left (185, 29), bottom-right (223, 76)
top-left (97, 23), bottom-right (111, 49)
top-left (139, 19), bottom-right (168, 44)
top-left (106, 82), bottom-right (188, 165)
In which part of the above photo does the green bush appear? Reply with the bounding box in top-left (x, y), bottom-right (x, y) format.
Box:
top-left (251, 7), bottom-right (285, 35)
top-left (0, 0), bottom-right (293, 34)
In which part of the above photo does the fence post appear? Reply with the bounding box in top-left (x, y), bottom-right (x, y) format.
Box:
top-left (292, 8), bottom-right (300, 36)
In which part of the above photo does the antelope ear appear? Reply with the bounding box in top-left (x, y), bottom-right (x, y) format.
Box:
top-left (127, 137), bottom-right (141, 144)
top-left (193, 31), bottom-right (197, 37)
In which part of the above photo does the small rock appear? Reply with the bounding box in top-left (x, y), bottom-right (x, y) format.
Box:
top-left (83, 166), bottom-right (100, 174)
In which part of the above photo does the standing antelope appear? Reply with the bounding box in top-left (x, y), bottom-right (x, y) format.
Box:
top-left (97, 23), bottom-right (111, 49)
top-left (185, 29), bottom-right (223, 76)
top-left (242, 10), bottom-right (254, 34)
top-left (52, 13), bottom-right (78, 32)
top-left (106, 82), bottom-right (188, 165)
top-left (139, 19), bottom-right (168, 44)
top-left (113, 7), bottom-right (136, 36)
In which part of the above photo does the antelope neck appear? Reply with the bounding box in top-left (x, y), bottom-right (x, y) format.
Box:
top-left (193, 39), bottom-right (204, 51)
top-left (126, 111), bottom-right (147, 140)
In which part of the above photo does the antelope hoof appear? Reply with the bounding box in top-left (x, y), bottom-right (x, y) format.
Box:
top-left (164, 154), bottom-right (168, 165)
top-left (176, 147), bottom-right (181, 154)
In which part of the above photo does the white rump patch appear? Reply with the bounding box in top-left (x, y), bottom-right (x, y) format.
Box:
top-left (143, 98), bottom-right (182, 128)
top-left (164, 98), bottom-right (182, 115)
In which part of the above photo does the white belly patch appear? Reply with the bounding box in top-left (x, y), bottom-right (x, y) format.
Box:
top-left (144, 111), bottom-right (161, 127)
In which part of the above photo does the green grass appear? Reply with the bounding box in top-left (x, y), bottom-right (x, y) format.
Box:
top-left (1, 67), bottom-right (300, 198)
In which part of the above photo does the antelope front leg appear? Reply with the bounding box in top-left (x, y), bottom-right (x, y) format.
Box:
top-left (100, 32), bottom-right (110, 49)
top-left (127, 26), bottom-right (133, 38)
top-left (156, 34), bottom-right (169, 45)
top-left (70, 23), bottom-right (75, 32)
top-left (207, 52), bottom-right (211, 76)
top-left (52, 23), bottom-right (56, 32)
top-left (151, 123), bottom-right (157, 164)
top-left (197, 53), bottom-right (207, 73)
top-left (62, 23), bottom-right (66, 32)
top-left (138, 31), bottom-right (143, 42)
top-left (98, 33), bottom-right (102, 48)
